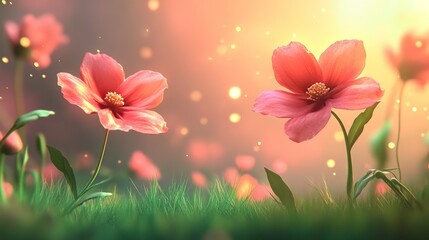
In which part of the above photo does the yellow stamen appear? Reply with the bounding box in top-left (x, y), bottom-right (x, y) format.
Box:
top-left (104, 92), bottom-right (124, 107)
top-left (306, 82), bottom-right (330, 101)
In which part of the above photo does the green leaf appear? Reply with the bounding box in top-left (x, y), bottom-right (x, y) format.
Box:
top-left (13, 110), bottom-right (55, 130)
top-left (370, 121), bottom-right (391, 168)
top-left (353, 169), bottom-right (377, 200)
top-left (68, 192), bottom-right (113, 213)
top-left (48, 146), bottom-right (78, 199)
top-left (265, 168), bottom-right (297, 213)
top-left (348, 102), bottom-right (379, 149)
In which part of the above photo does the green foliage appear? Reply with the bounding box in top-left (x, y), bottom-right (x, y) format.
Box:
top-left (0, 109), bottom-right (54, 147)
top-left (14, 110), bottom-right (55, 129)
top-left (36, 133), bottom-right (47, 163)
top-left (265, 168), bottom-right (297, 213)
top-left (370, 121), bottom-right (391, 168)
top-left (348, 102), bottom-right (379, 149)
top-left (47, 146), bottom-right (78, 199)
top-left (2, 180), bottom-right (429, 240)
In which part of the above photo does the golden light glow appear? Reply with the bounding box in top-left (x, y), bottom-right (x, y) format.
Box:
top-left (412, 107), bottom-right (417, 112)
top-left (388, 142), bottom-right (396, 149)
top-left (228, 86), bottom-right (241, 99)
top-left (148, 0), bottom-right (160, 11)
top-left (1, 57), bottom-right (8, 63)
top-left (1, 0), bottom-right (6, 5)
top-left (334, 131), bottom-right (344, 142)
top-left (180, 127), bottom-right (189, 136)
top-left (217, 44), bottom-right (228, 55)
top-left (230, 44), bottom-right (236, 49)
top-left (327, 159), bottom-right (336, 168)
top-left (415, 40), bottom-right (423, 48)
top-left (19, 37), bottom-right (31, 48)
top-left (235, 26), bottom-right (241, 32)
top-left (42, 74), bottom-right (46, 79)
top-left (140, 47), bottom-right (153, 59)
top-left (190, 90), bottom-right (202, 102)
top-left (200, 117), bottom-right (208, 125)
top-left (33, 62), bottom-right (40, 68)
top-left (229, 113), bottom-right (241, 123)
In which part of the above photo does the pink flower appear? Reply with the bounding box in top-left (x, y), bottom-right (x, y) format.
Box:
top-left (128, 151), bottom-right (161, 181)
top-left (385, 32), bottom-right (429, 84)
top-left (271, 159), bottom-right (288, 174)
top-left (234, 155), bottom-right (255, 171)
top-left (253, 40), bottom-right (383, 142)
top-left (2, 181), bottom-right (13, 199)
top-left (223, 167), bottom-right (239, 186)
top-left (5, 14), bottom-right (68, 68)
top-left (251, 183), bottom-right (271, 202)
top-left (191, 171), bottom-right (207, 189)
top-left (57, 53), bottom-right (168, 134)
top-left (0, 131), bottom-right (23, 155)
top-left (43, 163), bottom-right (61, 183)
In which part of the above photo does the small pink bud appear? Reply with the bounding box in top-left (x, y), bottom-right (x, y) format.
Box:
top-left (0, 131), bottom-right (23, 155)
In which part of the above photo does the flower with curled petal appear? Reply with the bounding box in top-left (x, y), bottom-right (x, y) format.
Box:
top-left (57, 52), bottom-right (168, 134)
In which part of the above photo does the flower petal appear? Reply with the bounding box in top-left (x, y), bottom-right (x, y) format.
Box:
top-left (80, 53), bottom-right (125, 97)
top-left (119, 70), bottom-right (167, 109)
top-left (272, 42), bottom-right (323, 94)
top-left (57, 72), bottom-right (102, 114)
top-left (385, 47), bottom-right (399, 69)
top-left (284, 106), bottom-right (331, 142)
top-left (4, 21), bottom-right (19, 43)
top-left (97, 109), bottom-right (131, 132)
top-left (121, 110), bottom-right (168, 134)
top-left (328, 77), bottom-right (383, 110)
top-left (253, 90), bottom-right (312, 118)
top-left (319, 40), bottom-right (366, 86)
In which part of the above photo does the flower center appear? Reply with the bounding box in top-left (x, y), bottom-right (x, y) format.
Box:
top-left (104, 91), bottom-right (125, 107)
top-left (306, 82), bottom-right (330, 101)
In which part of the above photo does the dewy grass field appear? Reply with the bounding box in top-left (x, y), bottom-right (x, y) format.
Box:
top-left (1, 180), bottom-right (429, 240)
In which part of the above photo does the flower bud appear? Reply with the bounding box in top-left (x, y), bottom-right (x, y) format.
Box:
top-left (0, 131), bottom-right (23, 155)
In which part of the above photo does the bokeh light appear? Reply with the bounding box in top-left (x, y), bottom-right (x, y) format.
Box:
top-left (229, 113), bottom-right (241, 123)
top-left (228, 86), bottom-right (241, 99)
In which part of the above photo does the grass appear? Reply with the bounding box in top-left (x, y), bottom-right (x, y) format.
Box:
top-left (1, 179), bottom-right (429, 240)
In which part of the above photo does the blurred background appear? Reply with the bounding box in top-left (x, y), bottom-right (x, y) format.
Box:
top-left (1, 0), bottom-right (429, 195)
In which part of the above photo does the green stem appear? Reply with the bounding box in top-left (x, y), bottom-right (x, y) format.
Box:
top-left (17, 149), bottom-right (28, 201)
top-left (80, 129), bottom-right (110, 196)
top-left (331, 111), bottom-right (353, 201)
top-left (13, 58), bottom-right (26, 143)
top-left (395, 81), bottom-right (405, 182)
top-left (63, 129), bottom-right (110, 215)
top-left (0, 154), bottom-right (6, 204)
